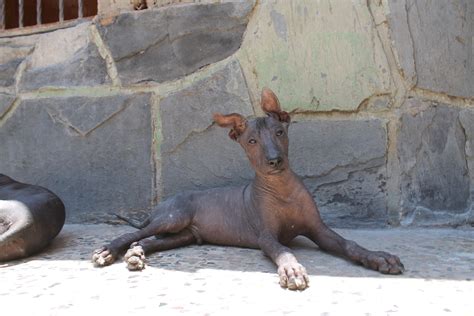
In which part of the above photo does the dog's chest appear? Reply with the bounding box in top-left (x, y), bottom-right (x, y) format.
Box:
top-left (262, 197), bottom-right (311, 234)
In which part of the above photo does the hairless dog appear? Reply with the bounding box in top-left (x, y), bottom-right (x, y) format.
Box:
top-left (0, 174), bottom-right (65, 262)
top-left (92, 88), bottom-right (404, 290)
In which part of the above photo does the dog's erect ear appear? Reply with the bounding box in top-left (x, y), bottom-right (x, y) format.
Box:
top-left (261, 88), bottom-right (291, 124)
top-left (213, 112), bottom-right (247, 141)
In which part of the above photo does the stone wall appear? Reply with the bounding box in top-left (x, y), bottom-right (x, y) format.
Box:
top-left (0, 0), bottom-right (473, 227)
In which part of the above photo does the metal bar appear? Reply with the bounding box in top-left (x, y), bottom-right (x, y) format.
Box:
top-left (0, 0), bottom-right (4, 30)
top-left (59, 0), bottom-right (64, 22)
top-left (19, 0), bottom-right (24, 27)
top-left (37, 0), bottom-right (42, 25)
top-left (78, 0), bottom-right (83, 19)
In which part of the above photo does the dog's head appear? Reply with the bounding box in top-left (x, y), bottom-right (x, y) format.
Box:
top-left (213, 88), bottom-right (291, 176)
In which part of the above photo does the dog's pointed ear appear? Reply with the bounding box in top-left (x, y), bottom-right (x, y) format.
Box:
top-left (213, 112), bottom-right (247, 141)
top-left (261, 88), bottom-right (291, 124)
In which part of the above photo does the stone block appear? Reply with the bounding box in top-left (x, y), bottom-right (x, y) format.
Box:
top-left (238, 0), bottom-right (392, 111)
top-left (387, 0), bottom-right (474, 97)
top-left (161, 127), bottom-right (255, 197)
top-left (0, 94), bottom-right (16, 118)
top-left (19, 23), bottom-right (110, 91)
top-left (365, 95), bottom-right (392, 112)
top-left (0, 58), bottom-right (22, 88)
top-left (0, 94), bottom-right (153, 223)
top-left (160, 60), bottom-right (254, 196)
top-left (0, 36), bottom-right (37, 88)
top-left (288, 119), bottom-right (388, 227)
top-left (311, 167), bottom-right (388, 228)
top-left (398, 99), bottom-right (470, 225)
top-left (98, 0), bottom-right (131, 15)
top-left (97, 1), bottom-right (255, 85)
top-left (459, 109), bottom-right (474, 202)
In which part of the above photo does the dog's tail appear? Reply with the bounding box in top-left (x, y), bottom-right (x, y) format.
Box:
top-left (113, 213), bottom-right (150, 229)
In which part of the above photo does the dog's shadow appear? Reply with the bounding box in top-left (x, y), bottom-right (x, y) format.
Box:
top-left (4, 225), bottom-right (471, 281)
top-left (1, 226), bottom-right (371, 278)
top-left (1, 226), bottom-right (389, 279)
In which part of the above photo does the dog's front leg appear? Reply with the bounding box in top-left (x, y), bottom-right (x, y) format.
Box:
top-left (258, 232), bottom-right (309, 290)
top-left (309, 223), bottom-right (404, 274)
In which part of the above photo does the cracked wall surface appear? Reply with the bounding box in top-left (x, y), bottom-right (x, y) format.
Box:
top-left (387, 0), bottom-right (473, 97)
top-left (0, 0), bottom-right (473, 227)
top-left (398, 99), bottom-right (471, 225)
top-left (0, 94), bottom-right (153, 223)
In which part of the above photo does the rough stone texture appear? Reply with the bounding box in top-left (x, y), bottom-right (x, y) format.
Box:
top-left (398, 99), bottom-right (471, 226)
top-left (19, 23), bottom-right (110, 91)
top-left (387, 0), bottom-right (474, 97)
top-left (0, 36), bottom-right (37, 88)
top-left (289, 119), bottom-right (388, 227)
top-left (238, 0), bottom-right (392, 111)
top-left (98, 0), bottom-right (257, 15)
top-left (459, 109), bottom-right (474, 218)
top-left (160, 60), bottom-right (254, 196)
top-left (0, 58), bottom-right (22, 88)
top-left (98, 0), bottom-right (132, 15)
top-left (0, 0), bottom-right (472, 228)
top-left (0, 94), bottom-right (153, 223)
top-left (97, 1), bottom-right (255, 85)
top-left (0, 94), bottom-right (16, 118)
top-left (365, 95), bottom-right (392, 112)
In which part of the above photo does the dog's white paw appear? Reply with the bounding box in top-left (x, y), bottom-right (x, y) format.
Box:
top-left (124, 243), bottom-right (146, 271)
top-left (92, 247), bottom-right (116, 267)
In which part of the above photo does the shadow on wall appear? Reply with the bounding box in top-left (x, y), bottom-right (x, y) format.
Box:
top-left (4, 0), bottom-right (98, 29)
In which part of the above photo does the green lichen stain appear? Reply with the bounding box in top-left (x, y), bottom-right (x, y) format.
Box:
top-left (239, 0), bottom-right (391, 112)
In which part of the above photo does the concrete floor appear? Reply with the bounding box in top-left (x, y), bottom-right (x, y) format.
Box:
top-left (1, 224), bottom-right (473, 315)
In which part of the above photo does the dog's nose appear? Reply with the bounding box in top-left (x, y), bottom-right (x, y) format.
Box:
top-left (267, 157), bottom-right (283, 168)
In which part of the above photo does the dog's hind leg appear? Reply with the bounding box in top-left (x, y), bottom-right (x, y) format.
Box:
top-left (92, 207), bottom-right (193, 267)
top-left (124, 229), bottom-right (196, 271)
top-left (114, 213), bottom-right (150, 229)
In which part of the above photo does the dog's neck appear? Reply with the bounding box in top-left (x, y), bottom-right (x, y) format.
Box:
top-left (251, 168), bottom-right (305, 200)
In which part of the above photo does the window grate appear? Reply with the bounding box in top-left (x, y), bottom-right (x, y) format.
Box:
top-left (1, 0), bottom-right (97, 31)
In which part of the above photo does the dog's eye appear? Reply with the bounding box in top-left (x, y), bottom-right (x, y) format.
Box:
top-left (248, 139), bottom-right (257, 144)
top-left (276, 130), bottom-right (284, 136)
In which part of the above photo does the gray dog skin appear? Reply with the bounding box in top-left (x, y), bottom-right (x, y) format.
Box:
top-left (0, 174), bottom-right (65, 262)
top-left (92, 89), bottom-right (404, 290)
